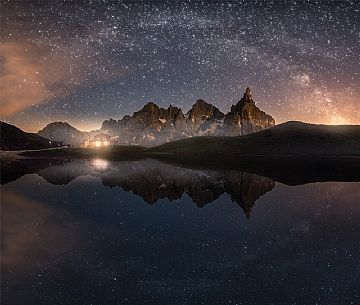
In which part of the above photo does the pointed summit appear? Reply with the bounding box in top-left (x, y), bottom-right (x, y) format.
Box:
top-left (141, 102), bottom-right (160, 112)
top-left (187, 99), bottom-right (224, 123)
top-left (223, 88), bottom-right (275, 135)
top-left (244, 87), bottom-right (253, 102)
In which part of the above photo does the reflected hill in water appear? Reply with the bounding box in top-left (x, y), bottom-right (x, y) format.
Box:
top-left (2, 159), bottom-right (275, 218)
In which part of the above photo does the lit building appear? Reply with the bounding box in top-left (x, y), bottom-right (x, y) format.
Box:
top-left (84, 133), bottom-right (112, 148)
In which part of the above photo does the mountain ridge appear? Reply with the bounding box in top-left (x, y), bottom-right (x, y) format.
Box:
top-left (41, 87), bottom-right (275, 146)
top-left (0, 121), bottom-right (59, 151)
top-left (100, 88), bottom-right (275, 145)
top-left (37, 121), bottom-right (92, 147)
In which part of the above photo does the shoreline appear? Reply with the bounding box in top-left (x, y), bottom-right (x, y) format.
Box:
top-left (2, 147), bottom-right (360, 186)
top-left (2, 146), bottom-right (360, 161)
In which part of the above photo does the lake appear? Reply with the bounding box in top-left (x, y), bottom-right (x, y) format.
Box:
top-left (1, 158), bottom-right (360, 304)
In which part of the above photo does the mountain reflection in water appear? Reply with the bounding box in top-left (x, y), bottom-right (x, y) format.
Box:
top-left (1, 158), bottom-right (360, 305)
top-left (29, 159), bottom-right (274, 218)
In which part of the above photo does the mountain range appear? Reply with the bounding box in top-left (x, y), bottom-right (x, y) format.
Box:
top-left (2, 87), bottom-right (359, 158)
top-left (37, 87), bottom-right (275, 146)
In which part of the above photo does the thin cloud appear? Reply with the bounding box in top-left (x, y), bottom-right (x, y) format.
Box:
top-left (0, 42), bottom-right (53, 116)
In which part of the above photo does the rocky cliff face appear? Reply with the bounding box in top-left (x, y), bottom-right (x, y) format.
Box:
top-left (223, 87), bottom-right (275, 135)
top-left (101, 88), bottom-right (274, 145)
top-left (39, 88), bottom-right (275, 147)
top-left (101, 101), bottom-right (221, 146)
top-left (101, 103), bottom-right (188, 145)
top-left (186, 99), bottom-right (225, 135)
top-left (101, 88), bottom-right (275, 146)
top-left (37, 122), bottom-right (90, 147)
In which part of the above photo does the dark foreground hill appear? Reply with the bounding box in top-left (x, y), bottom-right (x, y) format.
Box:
top-left (0, 121), bottom-right (59, 151)
top-left (147, 121), bottom-right (360, 157)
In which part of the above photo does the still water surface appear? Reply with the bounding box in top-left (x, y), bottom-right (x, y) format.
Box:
top-left (1, 159), bottom-right (360, 304)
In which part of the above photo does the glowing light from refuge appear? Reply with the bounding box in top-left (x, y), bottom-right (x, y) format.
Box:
top-left (91, 158), bottom-right (109, 171)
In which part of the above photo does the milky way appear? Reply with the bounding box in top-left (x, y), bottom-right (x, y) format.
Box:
top-left (1, 0), bottom-right (359, 131)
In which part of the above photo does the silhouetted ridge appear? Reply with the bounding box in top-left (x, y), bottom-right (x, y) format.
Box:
top-left (0, 121), bottom-right (58, 151)
top-left (149, 121), bottom-right (360, 157)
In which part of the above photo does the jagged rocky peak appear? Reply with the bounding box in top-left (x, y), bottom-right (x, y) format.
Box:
top-left (130, 102), bottom-right (185, 129)
top-left (134, 102), bottom-right (184, 121)
top-left (163, 105), bottom-right (185, 121)
top-left (101, 118), bottom-right (117, 130)
top-left (224, 87), bottom-right (275, 135)
top-left (187, 99), bottom-right (225, 123)
top-left (244, 87), bottom-right (253, 102)
top-left (141, 101), bottom-right (159, 112)
top-left (230, 87), bottom-right (255, 113)
top-left (132, 102), bottom-right (158, 119)
top-left (99, 88), bottom-right (275, 145)
top-left (101, 102), bottom-right (187, 139)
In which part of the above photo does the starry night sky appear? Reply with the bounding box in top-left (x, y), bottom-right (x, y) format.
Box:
top-left (1, 0), bottom-right (359, 132)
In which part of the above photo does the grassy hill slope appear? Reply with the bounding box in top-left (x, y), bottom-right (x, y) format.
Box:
top-left (148, 121), bottom-right (360, 156)
top-left (0, 121), bottom-right (58, 151)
